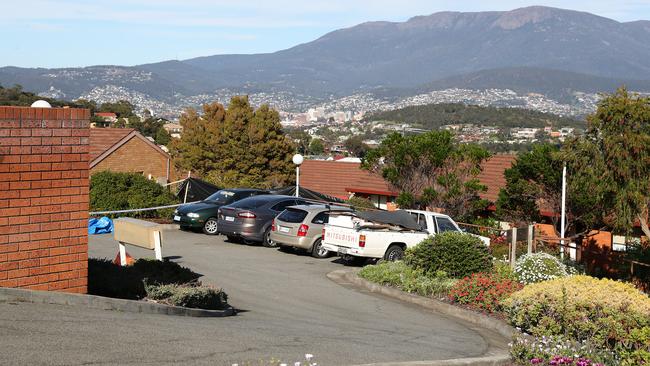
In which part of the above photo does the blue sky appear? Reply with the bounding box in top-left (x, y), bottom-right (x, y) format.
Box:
top-left (3, 0), bottom-right (650, 68)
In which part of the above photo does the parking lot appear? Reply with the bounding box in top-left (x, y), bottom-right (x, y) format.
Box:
top-left (1, 229), bottom-right (504, 365)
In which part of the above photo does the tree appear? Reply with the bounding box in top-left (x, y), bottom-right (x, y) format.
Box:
top-left (171, 96), bottom-right (296, 189)
top-left (128, 116), bottom-right (171, 145)
top-left (496, 144), bottom-right (563, 226)
top-left (100, 100), bottom-right (136, 118)
top-left (308, 138), bottom-right (324, 155)
top-left (564, 88), bottom-right (650, 237)
top-left (363, 130), bottom-right (490, 220)
top-left (344, 136), bottom-right (369, 158)
top-left (287, 130), bottom-right (311, 154)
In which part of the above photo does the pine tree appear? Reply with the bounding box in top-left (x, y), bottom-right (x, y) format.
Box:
top-left (172, 97), bottom-right (295, 189)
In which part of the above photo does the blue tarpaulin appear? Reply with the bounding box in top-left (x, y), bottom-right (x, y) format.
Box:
top-left (88, 216), bottom-right (114, 235)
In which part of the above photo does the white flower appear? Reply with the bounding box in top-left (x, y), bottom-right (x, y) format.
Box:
top-left (305, 354), bottom-right (314, 361)
top-left (295, 363), bottom-right (301, 366)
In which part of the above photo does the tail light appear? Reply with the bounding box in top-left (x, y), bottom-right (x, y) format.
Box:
top-left (322, 228), bottom-right (326, 240)
top-left (271, 219), bottom-right (276, 232)
top-left (297, 224), bottom-right (309, 237)
top-left (359, 234), bottom-right (366, 248)
top-left (237, 211), bottom-right (256, 219)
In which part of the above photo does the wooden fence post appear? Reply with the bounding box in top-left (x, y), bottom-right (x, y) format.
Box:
top-left (510, 227), bottom-right (517, 269)
top-left (527, 224), bottom-right (534, 254)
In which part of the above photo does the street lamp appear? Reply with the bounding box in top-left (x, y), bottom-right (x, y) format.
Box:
top-left (292, 153), bottom-right (304, 197)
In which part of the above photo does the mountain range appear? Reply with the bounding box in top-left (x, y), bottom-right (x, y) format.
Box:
top-left (1, 6), bottom-right (650, 112)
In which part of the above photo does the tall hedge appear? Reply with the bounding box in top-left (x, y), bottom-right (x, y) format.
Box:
top-left (404, 232), bottom-right (492, 278)
top-left (90, 171), bottom-right (178, 218)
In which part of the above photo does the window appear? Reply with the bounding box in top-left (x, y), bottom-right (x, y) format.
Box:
top-left (278, 208), bottom-right (308, 223)
top-left (435, 216), bottom-right (458, 233)
top-left (271, 200), bottom-right (297, 212)
top-left (206, 190), bottom-right (237, 204)
top-left (418, 213), bottom-right (428, 230)
top-left (409, 213), bottom-right (428, 230)
top-left (312, 212), bottom-right (329, 225)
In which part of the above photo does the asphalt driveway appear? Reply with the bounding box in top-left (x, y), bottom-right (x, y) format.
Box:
top-left (0, 229), bottom-right (504, 365)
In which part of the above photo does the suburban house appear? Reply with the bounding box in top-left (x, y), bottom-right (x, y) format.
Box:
top-left (92, 112), bottom-right (118, 128)
top-left (299, 155), bottom-right (517, 210)
top-left (163, 122), bottom-right (183, 139)
top-left (89, 128), bottom-right (175, 183)
top-left (299, 160), bottom-right (398, 209)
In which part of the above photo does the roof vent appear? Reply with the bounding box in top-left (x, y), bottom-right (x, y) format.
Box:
top-left (31, 100), bottom-right (52, 108)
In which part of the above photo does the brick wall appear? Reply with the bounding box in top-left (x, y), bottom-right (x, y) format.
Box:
top-left (91, 135), bottom-right (174, 182)
top-left (0, 106), bottom-right (90, 293)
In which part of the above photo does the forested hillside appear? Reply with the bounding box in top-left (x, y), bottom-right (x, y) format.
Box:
top-left (365, 103), bottom-right (583, 129)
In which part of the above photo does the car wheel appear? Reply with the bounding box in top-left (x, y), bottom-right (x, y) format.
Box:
top-left (311, 239), bottom-right (329, 259)
top-left (384, 245), bottom-right (404, 261)
top-left (202, 218), bottom-right (219, 235)
top-left (262, 227), bottom-right (277, 248)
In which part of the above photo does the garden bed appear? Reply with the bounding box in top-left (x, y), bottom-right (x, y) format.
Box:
top-left (358, 232), bottom-right (650, 366)
top-left (88, 258), bottom-right (229, 311)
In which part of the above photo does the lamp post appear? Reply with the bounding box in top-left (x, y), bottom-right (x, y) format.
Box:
top-left (292, 153), bottom-right (304, 197)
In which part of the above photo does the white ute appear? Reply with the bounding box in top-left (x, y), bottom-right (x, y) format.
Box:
top-left (321, 209), bottom-right (490, 261)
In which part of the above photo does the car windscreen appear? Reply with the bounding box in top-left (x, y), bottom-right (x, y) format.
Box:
top-left (277, 208), bottom-right (308, 223)
top-left (205, 190), bottom-right (237, 204)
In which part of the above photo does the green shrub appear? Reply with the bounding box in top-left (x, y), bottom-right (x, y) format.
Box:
top-left (144, 283), bottom-right (228, 310)
top-left (448, 272), bottom-right (522, 312)
top-left (358, 261), bottom-right (457, 298)
top-left (347, 196), bottom-right (376, 210)
top-left (88, 258), bottom-right (201, 300)
top-left (90, 171), bottom-right (178, 218)
top-left (514, 252), bottom-right (574, 284)
top-left (404, 232), bottom-right (492, 278)
top-left (503, 275), bottom-right (650, 365)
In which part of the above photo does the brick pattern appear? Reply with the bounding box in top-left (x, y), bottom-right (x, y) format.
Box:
top-left (0, 106), bottom-right (90, 293)
top-left (91, 134), bottom-right (172, 182)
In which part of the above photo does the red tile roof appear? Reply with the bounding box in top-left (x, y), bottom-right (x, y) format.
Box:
top-left (477, 154), bottom-right (516, 202)
top-left (89, 128), bottom-right (134, 161)
top-left (300, 160), bottom-right (397, 200)
top-left (301, 155), bottom-right (516, 203)
top-left (95, 112), bottom-right (117, 118)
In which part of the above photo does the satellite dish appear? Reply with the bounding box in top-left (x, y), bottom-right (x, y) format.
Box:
top-left (31, 100), bottom-right (52, 108)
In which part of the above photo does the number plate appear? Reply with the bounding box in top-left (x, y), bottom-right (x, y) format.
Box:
top-left (225, 216), bottom-right (235, 222)
top-left (173, 215), bottom-right (181, 221)
top-left (279, 226), bottom-right (290, 233)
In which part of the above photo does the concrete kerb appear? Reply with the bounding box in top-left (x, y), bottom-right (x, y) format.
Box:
top-left (328, 268), bottom-right (514, 366)
top-left (0, 286), bottom-right (235, 317)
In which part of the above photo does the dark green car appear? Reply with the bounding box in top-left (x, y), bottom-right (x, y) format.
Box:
top-left (173, 189), bottom-right (268, 234)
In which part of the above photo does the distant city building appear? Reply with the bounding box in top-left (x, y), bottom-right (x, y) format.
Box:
top-left (163, 122), bottom-right (183, 139)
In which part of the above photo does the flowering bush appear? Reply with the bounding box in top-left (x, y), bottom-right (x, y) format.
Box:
top-left (448, 272), bottom-right (523, 312)
top-left (504, 276), bottom-right (650, 365)
top-left (509, 335), bottom-right (615, 365)
top-left (514, 252), bottom-right (575, 284)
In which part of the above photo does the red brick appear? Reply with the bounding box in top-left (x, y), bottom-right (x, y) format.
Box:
top-left (20, 137), bottom-right (42, 145)
top-left (52, 129), bottom-right (72, 137)
top-left (31, 146), bottom-right (51, 154)
top-left (10, 129), bottom-right (31, 137)
top-left (20, 155), bottom-right (42, 163)
top-left (7, 268), bottom-right (29, 278)
top-left (31, 129), bottom-right (53, 137)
